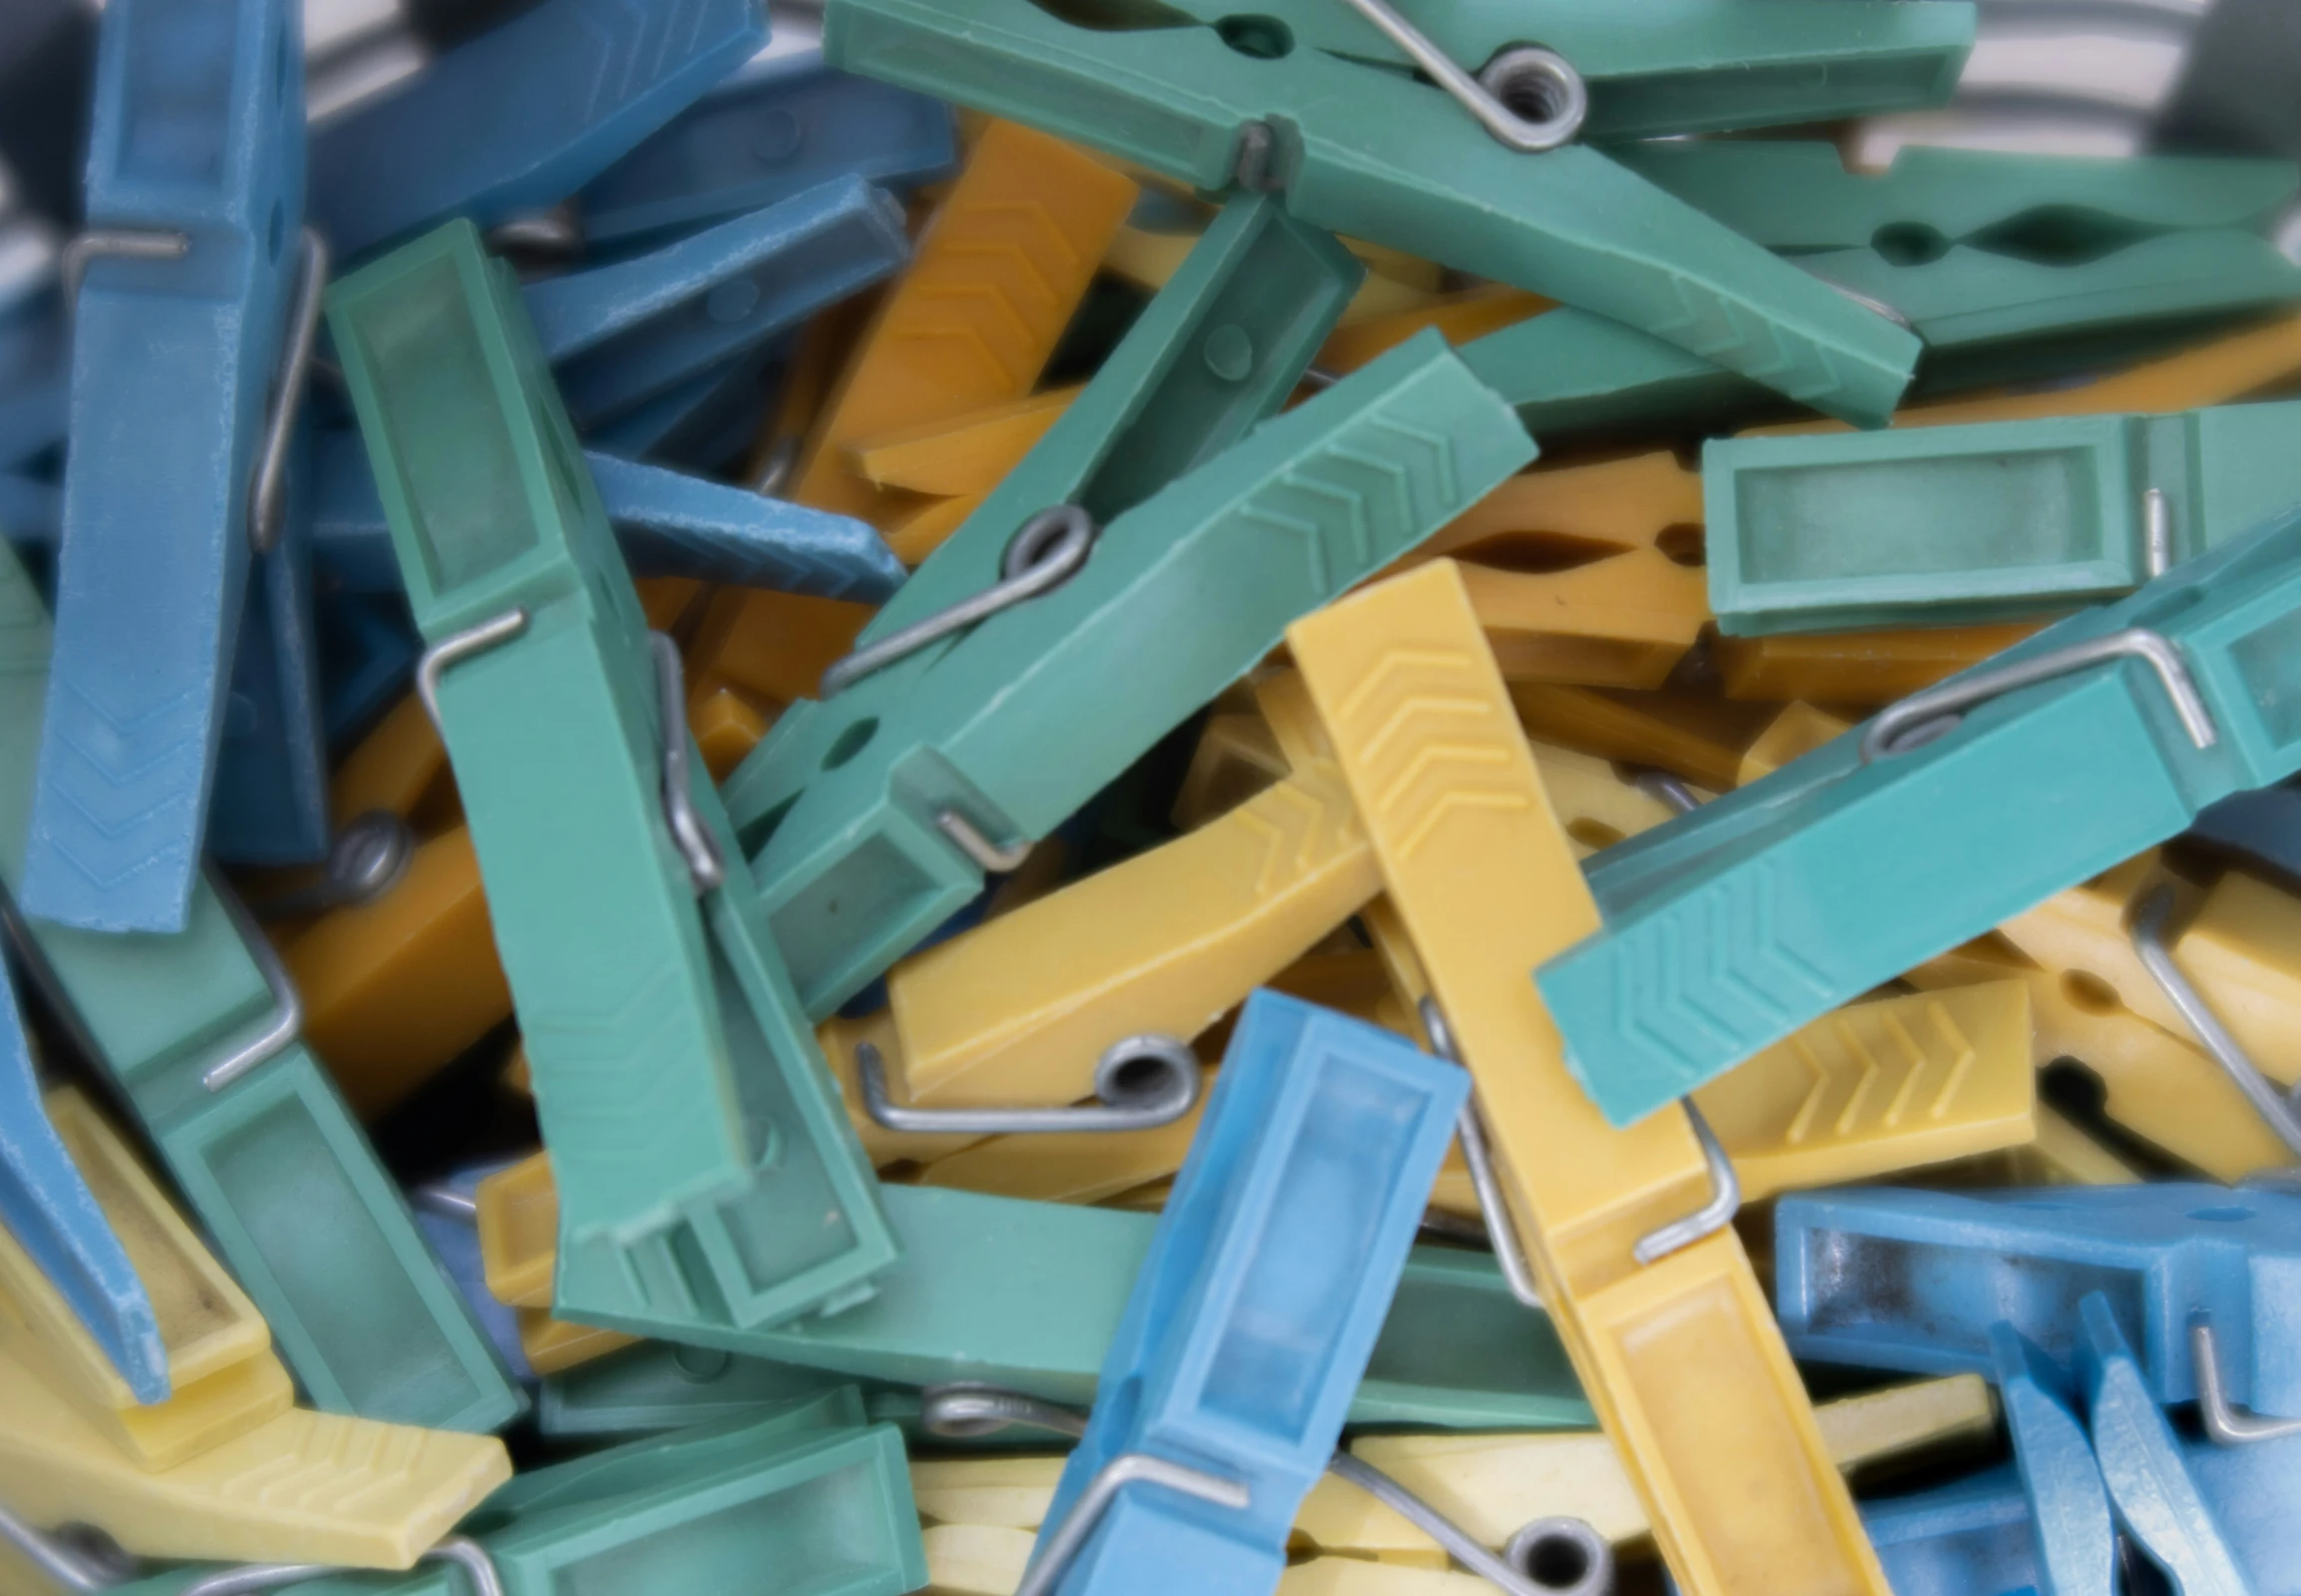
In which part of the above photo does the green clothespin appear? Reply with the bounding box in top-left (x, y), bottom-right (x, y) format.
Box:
top-left (112, 1405), bottom-right (925, 1596)
top-left (539, 1345), bottom-right (880, 1439)
top-left (557, 1183), bottom-right (1594, 1431)
top-left (725, 189), bottom-right (1364, 876)
top-left (1618, 141), bottom-right (2301, 392)
top-left (327, 222), bottom-right (897, 1328)
top-left (823, 0), bottom-right (1929, 427)
top-left (732, 327), bottom-right (1535, 1019)
top-left (0, 541), bottom-right (521, 1435)
top-left (1707, 399), bottom-right (2301, 635)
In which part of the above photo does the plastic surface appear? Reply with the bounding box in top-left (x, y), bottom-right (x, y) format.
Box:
top-left (538, 1340), bottom-right (868, 1438)
top-left (1462, 550), bottom-right (1709, 690)
top-left (556, 1177), bottom-right (1590, 1431)
top-left (1689, 981), bottom-right (2035, 1201)
top-left (1285, 560), bottom-right (1891, 1596)
top-left (1036, 990), bottom-right (1467, 1596)
top-left (521, 174), bottom-right (910, 431)
top-left (24, 0), bottom-right (307, 932)
top-left (826, 0), bottom-right (1926, 428)
top-left (1706, 402), bottom-right (2301, 635)
top-left (309, 427), bottom-right (904, 601)
top-left (579, 53), bottom-right (956, 248)
top-left (729, 189), bottom-right (1362, 856)
top-left (0, 966), bottom-right (162, 1403)
top-left (1776, 1183), bottom-right (2301, 1418)
top-left (1990, 1324), bottom-right (2114, 1596)
top-left (0, 1087), bottom-right (278, 1467)
top-left (740, 330), bottom-right (1535, 1020)
top-left (2074, 1293), bottom-right (2251, 1596)
top-left (306, 0), bottom-right (768, 260)
top-left (1544, 503), bottom-right (2301, 1128)
top-left (1859, 1469), bottom-right (2043, 1596)
top-left (330, 221), bottom-right (898, 1323)
top-left (0, 537), bottom-right (522, 1433)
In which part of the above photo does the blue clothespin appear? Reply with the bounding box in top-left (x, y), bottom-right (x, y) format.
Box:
top-left (0, 952), bottom-right (163, 1403)
top-left (1991, 1324), bottom-right (2116, 1596)
top-left (579, 51), bottom-right (955, 249)
top-left (24, 0), bottom-right (317, 930)
top-left (0, 472), bottom-right (58, 554)
top-left (585, 343), bottom-right (788, 469)
top-left (523, 174), bottom-right (908, 432)
top-left (1542, 501), bottom-right (2301, 1128)
top-left (2182, 1418), bottom-right (2301, 1593)
top-left (309, 429), bottom-right (902, 601)
top-left (1024, 990), bottom-right (1466, 1596)
top-left (307, 0), bottom-right (769, 262)
top-left (409, 1162), bottom-right (535, 1384)
top-left (1858, 1469), bottom-right (2047, 1596)
top-left (1776, 1184), bottom-right (2301, 1421)
top-left (2074, 1293), bottom-right (2254, 1596)
top-left (315, 587), bottom-right (423, 752)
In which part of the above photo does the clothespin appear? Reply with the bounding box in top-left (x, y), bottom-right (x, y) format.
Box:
top-left (0, 1088), bottom-right (511, 1569)
top-left (1857, 1469), bottom-right (2050, 1596)
top-left (537, 1342), bottom-right (873, 1441)
top-left (1988, 1323), bottom-right (2116, 1596)
top-left (407, 1162), bottom-right (532, 1384)
top-left (0, 538), bottom-right (523, 1433)
top-left (1017, 990), bottom-right (1464, 1596)
top-left (2180, 1395), bottom-right (2301, 1592)
top-left (683, 119), bottom-right (1140, 711)
top-left (550, 1171), bottom-right (1592, 1431)
top-left (728, 186), bottom-right (1365, 889)
top-left (1706, 399), bottom-right (2301, 636)
top-left (25, 0), bottom-right (321, 931)
top-left (317, 587), bottom-right (425, 750)
top-left (2073, 1293), bottom-right (2253, 1596)
top-left (306, 0), bottom-right (769, 261)
top-left (1543, 501), bottom-right (2301, 1129)
top-left (0, 964), bottom-right (162, 1404)
top-left (1776, 1184), bottom-right (2301, 1424)
top-left (0, 278), bottom-right (64, 473)
top-left (308, 429), bottom-right (904, 601)
top-left (578, 52), bottom-right (958, 250)
top-left (825, 0), bottom-right (1938, 428)
top-left (1286, 560), bottom-right (1893, 1596)
top-left (110, 1404), bottom-right (922, 1596)
top-left (327, 220), bottom-right (897, 1323)
top-left (1737, 704), bottom-right (1854, 787)
top-left (1711, 621), bottom-right (2047, 706)
top-left (1619, 141), bottom-right (2301, 392)
top-left (2189, 777), bottom-right (2301, 883)
top-left (733, 328), bottom-right (1533, 1020)
top-left (519, 174), bottom-right (911, 433)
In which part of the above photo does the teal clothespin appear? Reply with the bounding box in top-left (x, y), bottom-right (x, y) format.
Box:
top-left (724, 189), bottom-right (1364, 876)
top-left (733, 326), bottom-right (1536, 1019)
top-left (0, 537), bottom-right (522, 1434)
top-left (108, 1403), bottom-right (926, 1596)
top-left (556, 1182), bottom-right (1594, 1432)
top-left (822, 0), bottom-right (1929, 427)
top-left (538, 1343), bottom-right (877, 1439)
top-left (1616, 141), bottom-right (2301, 393)
top-left (1541, 499), bottom-right (2301, 1128)
top-left (327, 221), bottom-right (897, 1322)
top-left (1706, 399), bottom-right (2301, 635)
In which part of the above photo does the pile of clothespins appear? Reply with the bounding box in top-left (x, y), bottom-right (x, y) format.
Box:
top-left (9, 0), bottom-right (2301, 1592)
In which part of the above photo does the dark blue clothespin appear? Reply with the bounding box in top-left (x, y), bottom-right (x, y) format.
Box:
top-left (25, 0), bottom-right (321, 929)
top-left (307, 0), bottom-right (770, 261)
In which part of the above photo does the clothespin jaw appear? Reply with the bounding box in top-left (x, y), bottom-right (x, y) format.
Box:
top-left (824, 0), bottom-right (1926, 427)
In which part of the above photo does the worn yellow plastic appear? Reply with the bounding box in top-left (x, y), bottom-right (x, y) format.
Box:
top-left (878, 757), bottom-right (1375, 1112)
top-left (2163, 870), bottom-right (2301, 1087)
top-left (1506, 683), bottom-right (1762, 792)
top-left (1941, 1104), bottom-right (2140, 1188)
top-left (886, 490), bottom-right (989, 564)
top-left (1738, 704), bottom-right (1855, 786)
top-left (1295, 1374), bottom-right (1995, 1557)
top-left (0, 1089), bottom-right (289, 1471)
top-left (0, 1337), bottom-right (510, 1568)
top-left (691, 688), bottom-right (769, 781)
top-left (514, 1309), bottom-right (637, 1376)
top-left (688, 588), bottom-right (878, 711)
top-left (1279, 1563), bottom-right (1486, 1596)
top-left (284, 825), bottom-right (509, 1120)
top-left (846, 386), bottom-right (1079, 498)
top-left (1903, 938), bottom-right (2294, 1180)
top-left (1410, 452), bottom-right (1704, 574)
top-left (1462, 549), bottom-right (1709, 690)
top-left (1317, 286), bottom-right (1551, 375)
top-left (1713, 622), bottom-right (2047, 705)
top-left (475, 1154), bottom-right (559, 1311)
top-left (1691, 983), bottom-right (2035, 1202)
top-left (1288, 561), bottom-right (1891, 1596)
top-left (922, 1521), bottom-right (1036, 1596)
top-left (1102, 224), bottom-right (1431, 326)
top-left (1521, 740), bottom-right (1702, 859)
top-left (1994, 855), bottom-right (2202, 1047)
top-left (1170, 711), bottom-right (1292, 830)
top-left (329, 695), bottom-right (455, 829)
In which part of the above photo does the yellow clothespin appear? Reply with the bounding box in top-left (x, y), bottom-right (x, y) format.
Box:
top-left (1287, 560), bottom-right (1892, 1596)
top-left (1712, 622), bottom-right (2047, 706)
top-left (473, 1153), bottom-right (641, 1376)
top-left (1409, 452), bottom-right (1704, 574)
top-left (514, 1310), bottom-right (637, 1376)
top-left (1459, 550), bottom-right (1710, 691)
top-left (1737, 703), bottom-right (1856, 786)
top-left (1506, 682), bottom-right (1767, 792)
top-left (0, 1092), bottom-right (509, 1568)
